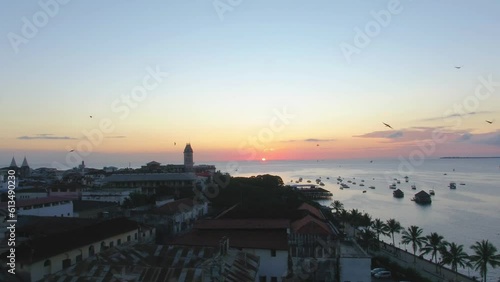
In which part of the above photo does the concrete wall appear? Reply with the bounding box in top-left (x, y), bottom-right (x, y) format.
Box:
top-left (339, 257), bottom-right (371, 282)
top-left (242, 248), bottom-right (288, 282)
top-left (19, 201), bottom-right (73, 217)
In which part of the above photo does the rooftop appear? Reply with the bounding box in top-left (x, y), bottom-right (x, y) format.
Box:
top-left (291, 214), bottom-right (333, 236)
top-left (170, 229), bottom-right (289, 250)
top-left (297, 202), bottom-right (326, 220)
top-left (45, 244), bottom-right (259, 282)
top-left (103, 172), bottom-right (198, 183)
top-left (194, 218), bottom-right (290, 230)
top-left (73, 200), bottom-right (120, 212)
top-left (151, 198), bottom-right (200, 215)
top-left (9, 217), bottom-right (140, 263)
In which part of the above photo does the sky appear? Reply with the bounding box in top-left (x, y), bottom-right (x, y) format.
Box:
top-left (1, 0), bottom-right (500, 169)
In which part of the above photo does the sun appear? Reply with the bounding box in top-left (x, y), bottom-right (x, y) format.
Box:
top-left (261, 157), bottom-right (266, 161)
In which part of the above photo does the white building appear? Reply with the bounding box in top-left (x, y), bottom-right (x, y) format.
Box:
top-left (0, 197), bottom-right (73, 217)
top-left (9, 217), bottom-right (152, 282)
top-left (171, 218), bottom-right (290, 282)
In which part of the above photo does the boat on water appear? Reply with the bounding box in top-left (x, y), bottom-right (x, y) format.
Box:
top-left (319, 182), bottom-right (325, 186)
top-left (396, 180), bottom-right (401, 184)
top-left (341, 183), bottom-right (350, 189)
top-left (393, 189), bottom-right (404, 198)
top-left (369, 186), bottom-right (375, 189)
top-left (299, 177), bottom-right (303, 182)
top-left (352, 182), bottom-right (357, 185)
top-left (411, 184), bottom-right (416, 190)
top-left (359, 183), bottom-right (365, 187)
top-left (429, 189), bottom-right (435, 195)
top-left (389, 183), bottom-right (397, 189)
top-left (449, 182), bottom-right (457, 189)
top-left (307, 180), bottom-right (311, 183)
top-left (404, 176), bottom-right (409, 182)
top-left (362, 190), bottom-right (367, 193)
top-left (460, 182), bottom-right (465, 185)
top-left (412, 190), bottom-right (432, 204)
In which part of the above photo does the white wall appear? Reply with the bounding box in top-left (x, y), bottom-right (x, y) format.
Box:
top-left (19, 201), bottom-right (73, 217)
top-left (242, 248), bottom-right (288, 282)
top-left (339, 257), bottom-right (371, 282)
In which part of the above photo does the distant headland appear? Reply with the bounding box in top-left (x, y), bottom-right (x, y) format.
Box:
top-left (440, 156), bottom-right (500, 159)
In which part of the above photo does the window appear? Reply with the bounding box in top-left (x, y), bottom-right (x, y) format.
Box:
top-left (127, 235), bottom-right (131, 242)
top-left (117, 239), bottom-right (121, 245)
top-left (259, 276), bottom-right (266, 282)
top-left (270, 277), bottom-right (277, 282)
top-left (89, 245), bottom-right (95, 256)
top-left (271, 249), bottom-right (276, 257)
top-left (62, 258), bottom-right (71, 269)
top-left (75, 254), bottom-right (82, 262)
top-left (109, 241), bottom-right (114, 248)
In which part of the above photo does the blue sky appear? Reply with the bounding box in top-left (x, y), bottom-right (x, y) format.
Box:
top-left (1, 0), bottom-right (499, 168)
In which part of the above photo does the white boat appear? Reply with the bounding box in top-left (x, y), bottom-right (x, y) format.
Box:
top-left (429, 189), bottom-right (435, 195)
top-left (389, 183), bottom-right (397, 189)
top-left (411, 184), bottom-right (416, 190)
top-left (341, 183), bottom-right (350, 188)
top-left (369, 186), bottom-right (375, 189)
top-left (449, 182), bottom-right (457, 189)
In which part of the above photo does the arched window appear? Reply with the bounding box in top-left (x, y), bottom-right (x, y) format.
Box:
top-left (89, 245), bottom-right (95, 256)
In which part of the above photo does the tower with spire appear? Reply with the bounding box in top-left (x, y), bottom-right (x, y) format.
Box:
top-left (183, 143), bottom-right (194, 172)
top-left (9, 157), bottom-right (18, 169)
top-left (20, 156), bottom-right (31, 177)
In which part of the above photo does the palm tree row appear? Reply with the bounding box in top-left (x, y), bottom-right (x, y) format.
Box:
top-left (331, 203), bottom-right (500, 282)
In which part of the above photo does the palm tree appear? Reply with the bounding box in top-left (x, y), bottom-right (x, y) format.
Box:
top-left (401, 225), bottom-right (426, 262)
top-left (358, 228), bottom-right (378, 251)
top-left (349, 209), bottom-right (363, 237)
top-left (385, 218), bottom-right (402, 246)
top-left (330, 200), bottom-right (344, 215)
top-left (469, 240), bottom-right (500, 282)
top-left (440, 242), bottom-right (470, 275)
top-left (421, 232), bottom-right (447, 264)
top-left (371, 218), bottom-right (388, 242)
top-left (338, 209), bottom-right (350, 231)
top-left (359, 212), bottom-right (372, 228)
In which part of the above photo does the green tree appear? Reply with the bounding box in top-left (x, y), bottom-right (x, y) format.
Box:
top-left (386, 218), bottom-right (402, 246)
top-left (401, 225), bottom-right (426, 262)
top-left (420, 232), bottom-right (447, 264)
top-left (440, 242), bottom-right (470, 274)
top-left (371, 218), bottom-right (389, 242)
top-left (349, 208), bottom-right (363, 237)
top-left (469, 240), bottom-right (500, 282)
top-left (330, 200), bottom-right (344, 215)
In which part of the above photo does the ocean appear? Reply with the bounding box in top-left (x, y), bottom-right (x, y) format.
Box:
top-left (212, 158), bottom-right (500, 281)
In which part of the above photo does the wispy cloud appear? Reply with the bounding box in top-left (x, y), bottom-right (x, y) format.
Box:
top-left (283, 138), bottom-right (336, 143)
top-left (354, 127), bottom-right (470, 143)
top-left (105, 135), bottom-right (126, 139)
top-left (17, 134), bottom-right (77, 140)
top-left (418, 110), bottom-right (494, 122)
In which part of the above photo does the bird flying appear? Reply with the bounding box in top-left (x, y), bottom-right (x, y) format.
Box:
top-left (69, 149), bottom-right (74, 152)
top-left (454, 65), bottom-right (463, 69)
top-left (89, 115), bottom-right (93, 118)
top-left (486, 120), bottom-right (493, 124)
top-left (383, 122), bottom-right (393, 129)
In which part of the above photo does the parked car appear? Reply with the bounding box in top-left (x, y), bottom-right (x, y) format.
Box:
top-left (374, 271), bottom-right (392, 278)
top-left (371, 268), bottom-right (387, 276)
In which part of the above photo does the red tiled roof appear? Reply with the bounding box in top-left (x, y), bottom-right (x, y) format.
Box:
top-left (291, 214), bottom-right (333, 236)
top-left (297, 202), bottom-right (325, 220)
top-left (170, 229), bottom-right (289, 250)
top-left (194, 219), bottom-right (290, 230)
